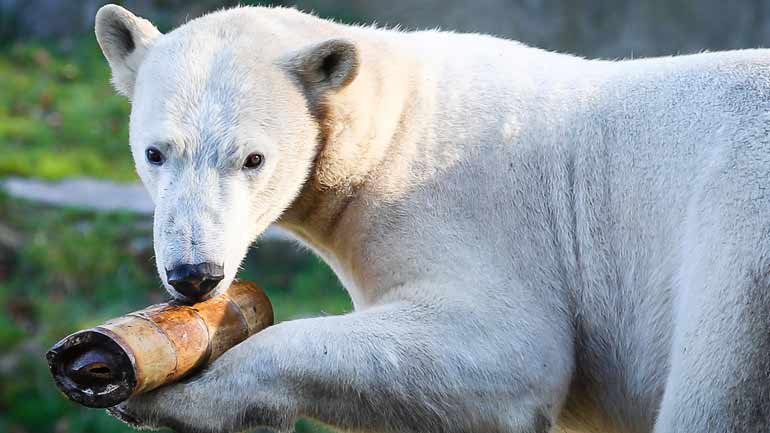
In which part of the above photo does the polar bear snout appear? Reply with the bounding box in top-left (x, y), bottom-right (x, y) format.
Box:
top-left (150, 188), bottom-right (237, 301)
top-left (165, 262), bottom-right (224, 301)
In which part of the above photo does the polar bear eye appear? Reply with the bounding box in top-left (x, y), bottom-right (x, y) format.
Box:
top-left (243, 153), bottom-right (265, 170)
top-left (145, 147), bottom-right (165, 166)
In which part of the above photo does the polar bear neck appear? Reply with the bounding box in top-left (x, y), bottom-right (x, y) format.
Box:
top-left (278, 27), bottom-right (433, 259)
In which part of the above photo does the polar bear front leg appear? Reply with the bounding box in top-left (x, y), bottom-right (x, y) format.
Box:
top-left (106, 328), bottom-right (299, 433)
top-left (654, 160), bottom-right (770, 433)
top-left (110, 297), bottom-right (573, 433)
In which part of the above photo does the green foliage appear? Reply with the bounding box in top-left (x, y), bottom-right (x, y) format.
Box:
top-left (0, 193), bottom-right (158, 433)
top-left (0, 39), bottom-right (135, 181)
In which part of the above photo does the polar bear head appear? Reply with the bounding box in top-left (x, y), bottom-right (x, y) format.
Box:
top-left (95, 5), bottom-right (361, 301)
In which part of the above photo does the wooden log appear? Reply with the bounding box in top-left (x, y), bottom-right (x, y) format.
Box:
top-left (46, 280), bottom-right (273, 408)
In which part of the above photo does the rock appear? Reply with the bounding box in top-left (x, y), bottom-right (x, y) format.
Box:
top-left (0, 222), bottom-right (21, 250)
top-left (0, 222), bottom-right (21, 280)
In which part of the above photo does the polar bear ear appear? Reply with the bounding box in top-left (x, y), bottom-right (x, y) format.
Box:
top-left (288, 39), bottom-right (360, 96)
top-left (95, 4), bottom-right (161, 98)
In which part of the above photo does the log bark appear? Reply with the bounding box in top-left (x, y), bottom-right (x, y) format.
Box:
top-left (46, 280), bottom-right (273, 408)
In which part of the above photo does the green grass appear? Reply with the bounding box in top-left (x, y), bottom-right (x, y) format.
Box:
top-left (0, 39), bottom-right (135, 180)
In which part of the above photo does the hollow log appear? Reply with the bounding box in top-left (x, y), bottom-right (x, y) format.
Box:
top-left (46, 280), bottom-right (273, 408)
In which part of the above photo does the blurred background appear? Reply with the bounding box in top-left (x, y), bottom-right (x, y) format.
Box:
top-left (1, 1), bottom-right (769, 432)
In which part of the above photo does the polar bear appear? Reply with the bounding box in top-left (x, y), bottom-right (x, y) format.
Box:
top-left (95, 4), bottom-right (770, 433)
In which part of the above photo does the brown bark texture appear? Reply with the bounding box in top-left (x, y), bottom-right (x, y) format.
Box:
top-left (46, 280), bottom-right (273, 408)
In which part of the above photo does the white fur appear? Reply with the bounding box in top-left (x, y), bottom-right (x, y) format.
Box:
top-left (97, 4), bottom-right (770, 433)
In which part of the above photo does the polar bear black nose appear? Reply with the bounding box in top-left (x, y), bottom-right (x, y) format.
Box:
top-left (166, 262), bottom-right (224, 300)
